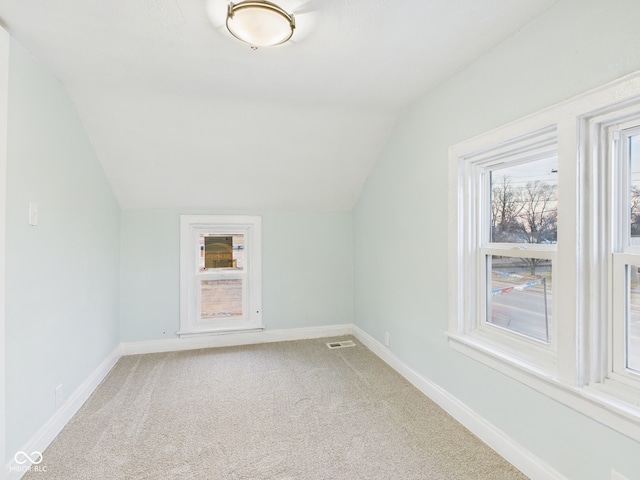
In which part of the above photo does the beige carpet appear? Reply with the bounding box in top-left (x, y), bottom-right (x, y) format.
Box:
top-left (24, 337), bottom-right (528, 479)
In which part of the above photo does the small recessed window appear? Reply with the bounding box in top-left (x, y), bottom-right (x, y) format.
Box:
top-left (179, 215), bottom-right (262, 337)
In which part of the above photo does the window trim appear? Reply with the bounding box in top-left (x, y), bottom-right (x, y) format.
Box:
top-left (449, 71), bottom-right (640, 443)
top-left (179, 215), bottom-right (262, 337)
top-left (608, 123), bottom-right (640, 387)
top-left (580, 102), bottom-right (640, 398)
top-left (450, 125), bottom-right (559, 374)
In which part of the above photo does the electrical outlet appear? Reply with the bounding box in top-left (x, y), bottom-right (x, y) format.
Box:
top-left (611, 470), bottom-right (629, 480)
top-left (55, 384), bottom-right (64, 408)
top-left (384, 331), bottom-right (390, 347)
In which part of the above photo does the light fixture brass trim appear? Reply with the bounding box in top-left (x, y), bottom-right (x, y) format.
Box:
top-left (226, 1), bottom-right (295, 48)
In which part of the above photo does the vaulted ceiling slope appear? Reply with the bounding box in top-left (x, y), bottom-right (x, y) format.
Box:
top-left (0, 0), bottom-right (558, 211)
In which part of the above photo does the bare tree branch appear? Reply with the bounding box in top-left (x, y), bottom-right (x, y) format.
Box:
top-left (491, 178), bottom-right (557, 275)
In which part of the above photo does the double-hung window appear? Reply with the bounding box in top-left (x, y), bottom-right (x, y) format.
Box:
top-left (449, 73), bottom-right (640, 442)
top-left (451, 127), bottom-right (559, 375)
top-left (179, 215), bottom-right (262, 337)
top-left (608, 121), bottom-right (640, 391)
top-left (486, 156), bottom-right (557, 345)
top-left (580, 100), bottom-right (640, 412)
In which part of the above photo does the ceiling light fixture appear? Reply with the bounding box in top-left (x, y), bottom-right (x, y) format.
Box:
top-left (226, 1), bottom-right (295, 49)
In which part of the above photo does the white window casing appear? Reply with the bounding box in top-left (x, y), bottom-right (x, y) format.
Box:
top-left (449, 72), bottom-right (640, 442)
top-left (179, 215), bottom-right (262, 337)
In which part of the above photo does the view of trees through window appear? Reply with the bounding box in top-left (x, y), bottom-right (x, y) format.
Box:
top-left (490, 156), bottom-right (557, 275)
top-left (487, 157), bottom-right (557, 342)
top-left (630, 134), bottom-right (640, 244)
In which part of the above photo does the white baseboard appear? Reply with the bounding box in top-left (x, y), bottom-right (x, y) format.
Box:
top-left (121, 324), bottom-right (354, 356)
top-left (4, 324), bottom-right (352, 479)
top-left (6, 324), bottom-right (563, 480)
top-left (351, 325), bottom-right (567, 480)
top-left (5, 344), bottom-right (122, 480)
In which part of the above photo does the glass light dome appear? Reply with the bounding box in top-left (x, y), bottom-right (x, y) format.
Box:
top-left (226, 1), bottom-right (295, 48)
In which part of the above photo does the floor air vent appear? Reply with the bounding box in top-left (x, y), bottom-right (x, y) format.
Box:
top-left (326, 340), bottom-right (356, 349)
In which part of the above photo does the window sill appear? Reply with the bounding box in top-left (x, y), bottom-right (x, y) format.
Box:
top-left (447, 332), bottom-right (640, 443)
top-left (177, 326), bottom-right (264, 338)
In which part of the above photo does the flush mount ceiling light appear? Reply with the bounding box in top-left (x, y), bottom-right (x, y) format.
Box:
top-left (226, 1), bottom-right (295, 49)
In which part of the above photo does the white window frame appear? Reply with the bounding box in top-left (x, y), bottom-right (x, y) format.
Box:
top-left (606, 121), bottom-right (640, 390)
top-left (179, 215), bottom-right (262, 337)
top-left (580, 106), bottom-right (640, 405)
top-left (449, 72), bottom-right (640, 443)
top-left (456, 127), bottom-right (559, 376)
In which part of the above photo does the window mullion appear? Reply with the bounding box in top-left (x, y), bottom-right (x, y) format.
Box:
top-left (555, 120), bottom-right (579, 385)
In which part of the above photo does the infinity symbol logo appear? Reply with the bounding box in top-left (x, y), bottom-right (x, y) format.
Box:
top-left (14, 451), bottom-right (43, 465)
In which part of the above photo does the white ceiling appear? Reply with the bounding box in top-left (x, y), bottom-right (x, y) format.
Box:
top-left (0, 0), bottom-right (558, 211)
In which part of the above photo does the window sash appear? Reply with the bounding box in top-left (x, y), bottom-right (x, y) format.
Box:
top-left (481, 252), bottom-right (554, 343)
top-left (611, 255), bottom-right (640, 385)
top-left (196, 274), bottom-right (247, 322)
top-left (613, 125), bottom-right (640, 253)
top-left (461, 140), bottom-right (560, 369)
top-left (475, 150), bottom-right (558, 351)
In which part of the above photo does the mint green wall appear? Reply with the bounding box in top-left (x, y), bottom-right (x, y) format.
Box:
top-left (120, 209), bottom-right (353, 341)
top-left (353, 0), bottom-right (640, 478)
top-left (4, 39), bottom-right (121, 457)
top-left (6, 0), bottom-right (640, 476)
top-left (0, 27), bottom-right (9, 474)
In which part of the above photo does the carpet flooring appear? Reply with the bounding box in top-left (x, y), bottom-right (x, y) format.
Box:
top-left (23, 336), bottom-right (528, 479)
